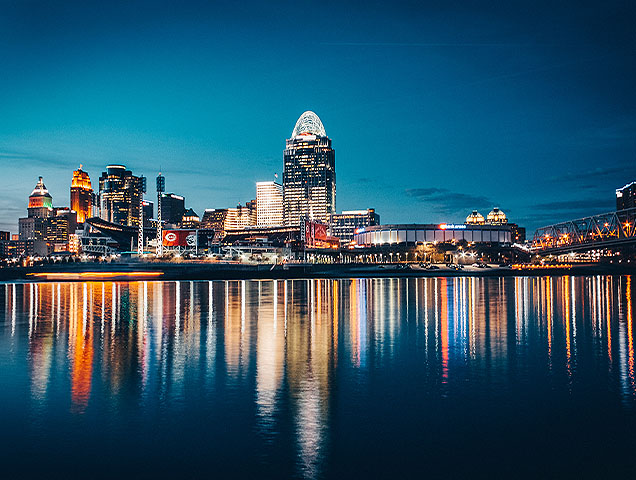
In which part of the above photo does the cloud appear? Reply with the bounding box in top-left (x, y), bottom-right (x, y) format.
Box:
top-left (405, 187), bottom-right (492, 214)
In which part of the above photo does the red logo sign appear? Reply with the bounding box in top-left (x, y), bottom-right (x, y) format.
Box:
top-left (163, 230), bottom-right (196, 247)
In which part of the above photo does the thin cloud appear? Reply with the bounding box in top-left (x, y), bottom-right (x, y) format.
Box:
top-left (405, 187), bottom-right (492, 214)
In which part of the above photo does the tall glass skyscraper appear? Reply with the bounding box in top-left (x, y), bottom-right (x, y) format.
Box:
top-left (283, 111), bottom-right (335, 226)
top-left (98, 165), bottom-right (144, 227)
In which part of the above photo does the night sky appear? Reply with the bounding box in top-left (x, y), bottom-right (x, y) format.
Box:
top-left (1, 0), bottom-right (635, 234)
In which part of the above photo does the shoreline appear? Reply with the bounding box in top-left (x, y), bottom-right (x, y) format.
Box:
top-left (0, 261), bottom-right (634, 282)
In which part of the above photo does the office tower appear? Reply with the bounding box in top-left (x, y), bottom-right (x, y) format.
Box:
top-left (201, 201), bottom-right (256, 237)
top-left (616, 182), bottom-right (636, 210)
top-left (70, 166), bottom-right (93, 223)
top-left (329, 209), bottom-right (380, 243)
top-left (283, 111), bottom-right (335, 226)
top-left (256, 181), bottom-right (283, 226)
top-left (98, 165), bottom-right (144, 227)
top-left (19, 177), bottom-right (53, 240)
top-left (160, 193), bottom-right (186, 225)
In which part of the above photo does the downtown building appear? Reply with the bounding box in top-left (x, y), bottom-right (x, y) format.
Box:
top-left (70, 166), bottom-right (94, 224)
top-left (616, 181), bottom-right (636, 211)
top-left (256, 181), bottom-right (283, 226)
top-left (98, 165), bottom-right (145, 227)
top-left (329, 209), bottom-right (380, 243)
top-left (283, 111), bottom-right (335, 226)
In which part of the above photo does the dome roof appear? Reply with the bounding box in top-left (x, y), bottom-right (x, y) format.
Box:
top-left (291, 111), bottom-right (326, 137)
top-left (465, 210), bottom-right (485, 224)
top-left (486, 207), bottom-right (507, 224)
top-left (30, 177), bottom-right (52, 198)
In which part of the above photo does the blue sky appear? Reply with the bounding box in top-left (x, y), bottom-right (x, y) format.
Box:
top-left (1, 0), bottom-right (634, 234)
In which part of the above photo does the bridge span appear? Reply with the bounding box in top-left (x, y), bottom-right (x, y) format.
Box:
top-left (532, 207), bottom-right (636, 255)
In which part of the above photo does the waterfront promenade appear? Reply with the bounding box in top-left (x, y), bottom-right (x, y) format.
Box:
top-left (0, 260), bottom-right (633, 282)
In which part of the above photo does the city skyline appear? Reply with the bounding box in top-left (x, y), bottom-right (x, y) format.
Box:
top-left (1, 1), bottom-right (635, 234)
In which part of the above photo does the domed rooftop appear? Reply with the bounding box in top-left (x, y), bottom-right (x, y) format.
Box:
top-left (486, 207), bottom-right (508, 224)
top-left (30, 176), bottom-right (52, 199)
top-left (291, 111), bottom-right (326, 138)
top-left (465, 210), bottom-right (485, 225)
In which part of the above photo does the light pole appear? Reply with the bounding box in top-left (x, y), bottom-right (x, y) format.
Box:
top-left (156, 173), bottom-right (165, 257)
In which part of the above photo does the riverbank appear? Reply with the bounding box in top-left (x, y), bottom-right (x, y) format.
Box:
top-left (0, 261), bottom-right (634, 282)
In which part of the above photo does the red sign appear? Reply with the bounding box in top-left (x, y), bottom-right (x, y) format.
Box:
top-left (163, 230), bottom-right (196, 247)
top-left (304, 220), bottom-right (327, 248)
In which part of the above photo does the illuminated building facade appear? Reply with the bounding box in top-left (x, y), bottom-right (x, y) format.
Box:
top-left (465, 210), bottom-right (485, 225)
top-left (329, 209), bottom-right (380, 243)
top-left (200, 202), bottom-right (256, 238)
top-left (353, 223), bottom-right (512, 246)
top-left (486, 207), bottom-right (508, 224)
top-left (179, 208), bottom-right (200, 229)
top-left (283, 111), bottom-right (336, 226)
top-left (160, 193), bottom-right (185, 225)
top-left (98, 165), bottom-right (144, 227)
top-left (70, 166), bottom-right (93, 223)
top-left (142, 200), bottom-right (154, 227)
top-left (617, 181), bottom-right (636, 210)
top-left (19, 177), bottom-right (54, 241)
top-left (256, 181), bottom-right (283, 226)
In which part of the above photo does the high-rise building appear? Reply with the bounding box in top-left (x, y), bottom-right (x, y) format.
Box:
top-left (283, 111), bottom-right (335, 226)
top-left (616, 182), bottom-right (636, 210)
top-left (19, 177), bottom-right (53, 240)
top-left (329, 209), bottom-right (380, 243)
top-left (99, 165), bottom-right (144, 227)
top-left (70, 166), bottom-right (93, 223)
top-left (142, 200), bottom-right (154, 227)
top-left (27, 177), bottom-right (53, 219)
top-left (256, 181), bottom-right (283, 226)
top-left (160, 193), bottom-right (186, 226)
top-left (200, 201), bottom-right (256, 237)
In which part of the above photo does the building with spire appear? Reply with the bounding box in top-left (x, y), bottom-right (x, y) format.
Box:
top-left (70, 165), bottom-right (93, 224)
top-left (19, 177), bottom-right (53, 241)
top-left (283, 111), bottom-right (335, 226)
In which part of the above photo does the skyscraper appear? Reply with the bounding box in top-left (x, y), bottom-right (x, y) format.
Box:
top-left (70, 165), bottom-right (93, 224)
top-left (19, 177), bottom-right (53, 241)
top-left (283, 111), bottom-right (335, 226)
top-left (98, 165), bottom-right (144, 227)
top-left (256, 181), bottom-right (283, 226)
top-left (160, 193), bottom-right (186, 226)
top-left (329, 209), bottom-right (380, 243)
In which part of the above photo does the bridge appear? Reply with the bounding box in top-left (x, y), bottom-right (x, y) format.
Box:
top-left (532, 208), bottom-right (636, 255)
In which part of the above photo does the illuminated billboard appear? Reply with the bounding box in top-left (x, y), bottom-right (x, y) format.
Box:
top-left (163, 230), bottom-right (196, 247)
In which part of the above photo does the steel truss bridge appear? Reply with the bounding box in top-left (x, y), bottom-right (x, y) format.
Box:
top-left (532, 208), bottom-right (636, 254)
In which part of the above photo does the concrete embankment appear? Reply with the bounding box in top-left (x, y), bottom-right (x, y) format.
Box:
top-left (0, 261), bottom-right (634, 282)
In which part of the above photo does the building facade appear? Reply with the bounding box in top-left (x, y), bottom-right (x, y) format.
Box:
top-left (283, 111), bottom-right (336, 226)
top-left (99, 165), bottom-right (144, 227)
top-left (256, 181), bottom-right (283, 226)
top-left (70, 166), bottom-right (93, 223)
top-left (617, 182), bottom-right (636, 210)
top-left (160, 193), bottom-right (186, 225)
top-left (353, 223), bottom-right (512, 247)
top-left (19, 177), bottom-right (53, 241)
top-left (329, 209), bottom-right (380, 243)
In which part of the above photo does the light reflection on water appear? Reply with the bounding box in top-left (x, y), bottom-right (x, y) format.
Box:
top-left (1, 276), bottom-right (636, 477)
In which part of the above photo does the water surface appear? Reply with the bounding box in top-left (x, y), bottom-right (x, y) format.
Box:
top-left (1, 276), bottom-right (635, 478)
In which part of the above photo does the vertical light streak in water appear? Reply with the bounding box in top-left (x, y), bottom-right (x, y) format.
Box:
top-left (607, 278), bottom-right (613, 366)
top-left (564, 277), bottom-right (572, 381)
top-left (359, 279), bottom-right (367, 369)
top-left (284, 280), bottom-right (288, 336)
top-left (209, 280), bottom-right (213, 323)
top-left (440, 278), bottom-right (449, 383)
top-left (349, 280), bottom-right (359, 367)
top-left (101, 283), bottom-right (105, 336)
top-left (310, 279), bottom-right (315, 343)
top-left (28, 283), bottom-right (33, 338)
top-left (627, 277), bottom-right (634, 393)
top-left (241, 280), bottom-right (246, 334)
top-left (546, 278), bottom-right (553, 368)
top-left (111, 283), bottom-right (116, 336)
top-left (332, 280), bottom-right (338, 367)
top-left (12, 283), bottom-right (16, 337)
top-left (423, 279), bottom-right (429, 359)
top-left (515, 277), bottom-right (522, 345)
top-left (175, 281), bottom-right (181, 339)
top-left (434, 279), bottom-right (439, 362)
top-left (571, 277), bottom-right (577, 352)
top-left (273, 280), bottom-right (278, 331)
top-left (82, 283), bottom-right (87, 336)
top-left (51, 282), bottom-right (55, 323)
